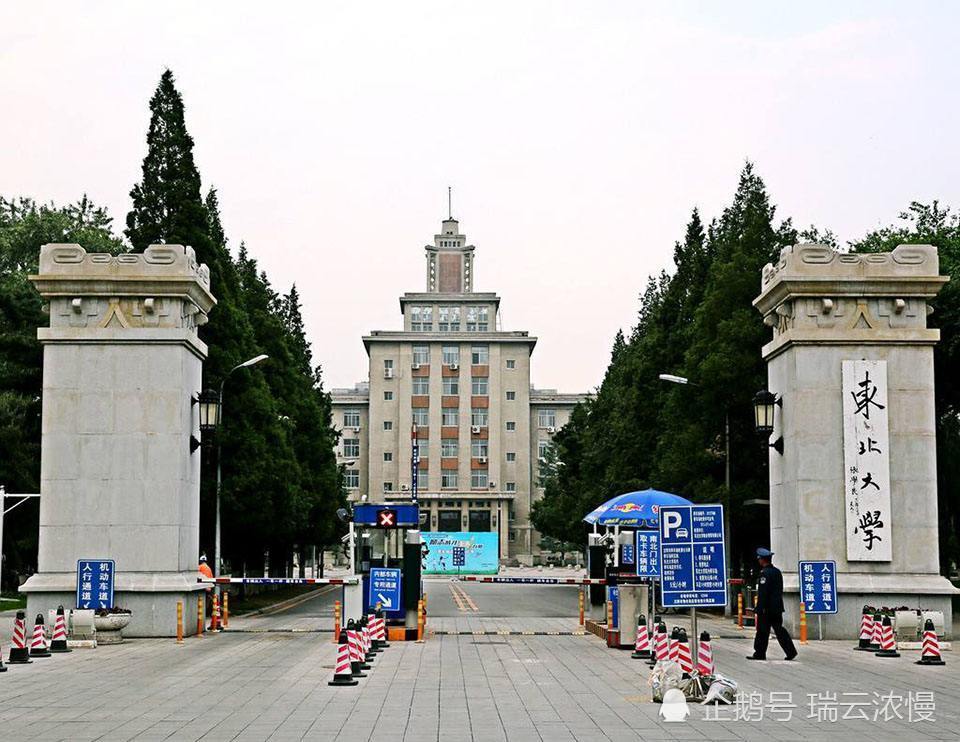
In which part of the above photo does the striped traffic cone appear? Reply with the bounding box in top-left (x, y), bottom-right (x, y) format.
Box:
top-left (916, 619), bottom-right (945, 666)
top-left (8, 611), bottom-right (31, 664)
top-left (367, 614), bottom-right (382, 653)
top-left (49, 605), bottom-right (72, 653)
top-left (346, 622), bottom-right (368, 677)
top-left (870, 612), bottom-right (883, 651)
top-left (360, 617), bottom-right (375, 662)
top-left (854, 608), bottom-right (874, 651)
top-left (668, 627), bottom-right (680, 663)
top-left (874, 615), bottom-right (900, 658)
top-left (376, 609), bottom-right (390, 648)
top-left (29, 614), bottom-right (51, 658)
top-left (697, 631), bottom-right (714, 676)
top-left (328, 630), bottom-right (359, 686)
top-left (677, 628), bottom-right (694, 675)
top-left (649, 621), bottom-right (669, 666)
top-left (631, 614), bottom-right (651, 659)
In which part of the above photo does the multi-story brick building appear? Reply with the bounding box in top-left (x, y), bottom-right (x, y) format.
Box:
top-left (331, 215), bottom-right (587, 563)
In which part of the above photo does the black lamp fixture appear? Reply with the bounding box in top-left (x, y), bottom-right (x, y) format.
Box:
top-left (752, 389), bottom-right (784, 455)
top-left (191, 388), bottom-right (221, 452)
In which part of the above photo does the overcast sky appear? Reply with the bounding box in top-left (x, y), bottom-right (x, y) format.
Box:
top-left (2, 2), bottom-right (958, 393)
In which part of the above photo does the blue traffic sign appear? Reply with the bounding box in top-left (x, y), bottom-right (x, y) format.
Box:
top-left (634, 530), bottom-right (660, 578)
top-left (369, 567), bottom-right (402, 611)
top-left (76, 559), bottom-right (115, 610)
top-left (620, 544), bottom-right (635, 566)
top-left (799, 560), bottom-right (837, 614)
top-left (452, 546), bottom-right (465, 567)
top-left (659, 504), bottom-right (726, 608)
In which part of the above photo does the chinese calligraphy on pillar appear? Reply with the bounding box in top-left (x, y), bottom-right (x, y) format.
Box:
top-left (842, 360), bottom-right (892, 561)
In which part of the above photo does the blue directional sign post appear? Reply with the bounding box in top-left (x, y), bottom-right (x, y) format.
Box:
top-left (658, 504), bottom-right (727, 607)
top-left (76, 559), bottom-right (115, 610)
top-left (799, 560), bottom-right (837, 614)
top-left (620, 543), bottom-right (635, 566)
top-left (634, 530), bottom-right (660, 578)
top-left (369, 567), bottom-right (402, 611)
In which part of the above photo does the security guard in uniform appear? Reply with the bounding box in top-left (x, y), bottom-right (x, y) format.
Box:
top-left (746, 547), bottom-right (797, 661)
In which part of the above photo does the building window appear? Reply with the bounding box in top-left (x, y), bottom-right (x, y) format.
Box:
top-left (471, 376), bottom-right (488, 395)
top-left (383, 482), bottom-right (393, 492)
top-left (442, 407), bottom-right (459, 426)
top-left (343, 439), bottom-right (360, 458)
top-left (343, 410), bottom-right (361, 429)
top-left (505, 482), bottom-right (516, 492)
top-left (471, 344), bottom-right (489, 365)
top-left (538, 440), bottom-right (550, 460)
top-left (416, 471), bottom-right (428, 490)
top-left (344, 469), bottom-right (359, 488)
top-left (441, 438), bottom-right (458, 457)
top-left (412, 345), bottom-right (430, 365)
top-left (442, 469), bottom-right (458, 489)
top-left (384, 391), bottom-right (393, 401)
top-left (411, 306), bottom-right (433, 332)
top-left (438, 306), bottom-right (461, 332)
top-left (384, 359), bottom-right (394, 370)
top-left (412, 407), bottom-right (429, 427)
top-left (506, 391), bottom-right (515, 401)
top-left (506, 421), bottom-right (516, 431)
top-left (384, 452), bottom-right (393, 462)
top-left (506, 359), bottom-right (516, 369)
top-left (442, 377), bottom-right (459, 395)
top-left (412, 376), bottom-right (429, 395)
top-left (538, 409), bottom-right (557, 428)
top-left (472, 439), bottom-right (488, 459)
top-left (466, 306), bottom-right (489, 332)
top-left (509, 529), bottom-right (516, 542)
top-left (471, 408), bottom-right (488, 427)
top-left (442, 345), bottom-right (460, 366)
top-left (383, 421), bottom-right (393, 431)
top-left (471, 470), bottom-right (488, 489)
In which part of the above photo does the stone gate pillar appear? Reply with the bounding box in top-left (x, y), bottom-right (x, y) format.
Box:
top-left (22, 243), bottom-right (216, 637)
top-left (754, 243), bottom-right (957, 639)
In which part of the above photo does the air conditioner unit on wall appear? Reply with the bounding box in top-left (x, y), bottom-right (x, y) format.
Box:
top-left (479, 456), bottom-right (488, 464)
top-left (449, 362), bottom-right (459, 370)
top-left (384, 368), bottom-right (394, 379)
top-left (471, 426), bottom-right (481, 434)
top-left (548, 426), bottom-right (557, 433)
top-left (412, 362), bottom-right (420, 370)
top-left (401, 484), bottom-right (409, 491)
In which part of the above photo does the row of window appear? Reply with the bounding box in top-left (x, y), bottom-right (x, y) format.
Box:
top-left (410, 306), bottom-right (489, 332)
top-left (406, 344), bottom-right (496, 366)
top-left (371, 473), bottom-right (518, 491)
top-left (411, 376), bottom-right (496, 395)
top-left (342, 409), bottom-right (557, 429)
top-left (345, 440), bottom-right (539, 462)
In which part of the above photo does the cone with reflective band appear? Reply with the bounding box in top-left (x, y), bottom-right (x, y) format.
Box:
top-left (631, 614), bottom-right (651, 659)
top-left (346, 624), bottom-right (367, 677)
top-left (360, 618), bottom-right (375, 662)
top-left (870, 612), bottom-right (883, 651)
top-left (376, 608), bottom-right (390, 648)
top-left (8, 611), bottom-right (31, 664)
top-left (328, 630), bottom-right (359, 685)
top-left (854, 608), bottom-right (874, 651)
top-left (668, 626), bottom-right (680, 662)
top-left (653, 622), bottom-right (669, 662)
top-left (29, 613), bottom-right (50, 658)
top-left (874, 615), bottom-right (900, 658)
top-left (367, 614), bottom-right (381, 653)
top-left (916, 619), bottom-right (945, 666)
top-left (697, 631), bottom-right (714, 676)
top-left (49, 605), bottom-right (72, 653)
top-left (676, 628), bottom-right (694, 674)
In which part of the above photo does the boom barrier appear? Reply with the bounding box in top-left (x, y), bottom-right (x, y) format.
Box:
top-left (198, 577), bottom-right (359, 586)
top-left (452, 576), bottom-right (607, 586)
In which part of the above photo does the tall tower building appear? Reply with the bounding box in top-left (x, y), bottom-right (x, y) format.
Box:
top-left (331, 214), bottom-right (587, 563)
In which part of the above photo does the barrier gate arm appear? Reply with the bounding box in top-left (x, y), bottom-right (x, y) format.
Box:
top-left (198, 577), bottom-right (360, 586)
top-left (452, 576), bottom-right (607, 586)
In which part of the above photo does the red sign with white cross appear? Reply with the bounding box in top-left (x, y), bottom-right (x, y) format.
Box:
top-left (377, 509), bottom-right (397, 528)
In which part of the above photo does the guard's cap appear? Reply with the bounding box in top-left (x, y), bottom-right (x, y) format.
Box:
top-left (199, 554), bottom-right (208, 562)
top-left (756, 547), bottom-right (774, 558)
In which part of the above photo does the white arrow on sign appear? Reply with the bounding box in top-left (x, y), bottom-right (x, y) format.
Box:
top-left (377, 592), bottom-right (393, 609)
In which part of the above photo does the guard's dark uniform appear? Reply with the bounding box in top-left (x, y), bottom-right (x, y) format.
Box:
top-left (753, 562), bottom-right (797, 659)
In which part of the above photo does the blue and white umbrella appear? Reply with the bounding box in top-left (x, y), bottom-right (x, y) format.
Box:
top-left (582, 488), bottom-right (692, 528)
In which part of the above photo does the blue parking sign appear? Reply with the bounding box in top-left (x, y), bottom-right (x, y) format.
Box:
top-left (634, 531), bottom-right (659, 578)
top-left (798, 560), bottom-right (837, 614)
top-left (659, 505), bottom-right (726, 608)
top-left (369, 568), bottom-right (402, 611)
top-left (76, 559), bottom-right (115, 610)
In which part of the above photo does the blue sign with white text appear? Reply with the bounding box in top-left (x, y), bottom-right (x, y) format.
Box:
top-left (659, 505), bottom-right (726, 608)
top-left (634, 530), bottom-right (660, 578)
top-left (798, 560), bottom-right (837, 614)
top-left (608, 585), bottom-right (620, 628)
top-left (369, 568), bottom-right (402, 611)
top-left (76, 559), bottom-right (115, 610)
top-left (452, 546), bottom-right (465, 567)
top-left (621, 544), bottom-right (635, 566)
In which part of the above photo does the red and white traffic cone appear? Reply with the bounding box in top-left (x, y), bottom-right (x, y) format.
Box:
top-left (874, 615), bottom-right (900, 658)
top-left (347, 623), bottom-right (368, 677)
top-left (7, 611), bottom-right (31, 664)
top-left (631, 614), bottom-right (651, 660)
top-left (650, 622), bottom-right (669, 666)
top-left (870, 612), bottom-right (883, 651)
top-left (375, 612), bottom-right (389, 648)
top-left (697, 631), bottom-right (714, 676)
top-left (49, 605), bottom-right (72, 653)
top-left (29, 613), bottom-right (50, 658)
top-left (668, 627), bottom-right (680, 663)
top-left (367, 613), bottom-right (381, 653)
top-left (328, 630), bottom-right (359, 686)
top-left (361, 618), bottom-right (375, 662)
top-left (916, 619), bottom-right (945, 666)
top-left (676, 628), bottom-right (693, 675)
top-left (854, 608), bottom-right (874, 651)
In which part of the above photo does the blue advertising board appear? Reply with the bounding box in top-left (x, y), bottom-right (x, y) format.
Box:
top-left (659, 504), bottom-right (726, 608)
top-left (76, 559), bottom-right (115, 610)
top-left (368, 567), bottom-right (402, 611)
top-left (423, 532), bottom-right (498, 574)
top-left (798, 560), bottom-right (837, 614)
top-left (634, 530), bottom-right (660, 578)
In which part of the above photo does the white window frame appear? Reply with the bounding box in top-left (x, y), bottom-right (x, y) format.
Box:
top-left (442, 377), bottom-right (459, 395)
top-left (471, 470), bottom-right (488, 489)
top-left (471, 439), bottom-right (488, 458)
top-left (506, 359), bottom-right (516, 369)
top-left (343, 410), bottom-right (361, 428)
top-left (506, 421), bottom-right (516, 431)
top-left (442, 345), bottom-right (460, 365)
top-left (505, 482), bottom-right (516, 492)
top-left (471, 376), bottom-right (488, 396)
top-left (442, 407), bottom-right (459, 426)
top-left (343, 438), bottom-right (360, 458)
top-left (506, 452), bottom-right (516, 462)
top-left (412, 345), bottom-right (430, 365)
top-left (441, 438), bottom-right (459, 457)
top-left (442, 469), bottom-right (458, 489)
top-left (412, 407), bottom-right (429, 427)
top-left (384, 391), bottom-right (393, 401)
top-left (383, 421), bottom-right (393, 431)
top-left (384, 452), bottom-right (393, 462)
top-left (344, 469), bottom-right (359, 488)
top-left (412, 377), bottom-right (430, 395)
top-left (538, 409), bottom-right (557, 428)
top-left (506, 391), bottom-right (515, 401)
top-left (471, 344), bottom-right (489, 365)
top-left (471, 408), bottom-right (488, 427)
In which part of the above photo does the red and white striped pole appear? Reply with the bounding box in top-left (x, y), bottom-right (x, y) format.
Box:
top-left (328, 631), bottom-right (359, 686)
top-left (697, 631), bottom-right (714, 676)
top-left (8, 611), bottom-right (31, 664)
top-left (855, 608), bottom-right (874, 651)
top-left (916, 619), bottom-right (946, 666)
top-left (49, 605), bottom-right (72, 653)
top-left (676, 628), bottom-right (694, 675)
top-left (874, 615), bottom-right (900, 658)
top-left (29, 613), bottom-right (50, 658)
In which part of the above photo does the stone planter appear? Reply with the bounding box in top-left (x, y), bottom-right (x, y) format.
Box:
top-left (94, 613), bottom-right (131, 645)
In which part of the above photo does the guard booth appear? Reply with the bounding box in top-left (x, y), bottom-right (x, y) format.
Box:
top-left (350, 503), bottom-right (423, 640)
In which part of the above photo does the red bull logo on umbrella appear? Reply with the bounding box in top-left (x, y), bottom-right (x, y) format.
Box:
top-left (612, 503), bottom-right (645, 513)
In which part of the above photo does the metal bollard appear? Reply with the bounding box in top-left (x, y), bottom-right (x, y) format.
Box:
top-left (197, 594), bottom-right (204, 637)
top-left (799, 601), bottom-right (808, 644)
top-left (334, 600), bottom-right (342, 643)
top-left (417, 599), bottom-right (425, 641)
top-left (578, 588), bottom-right (585, 626)
top-left (177, 601), bottom-right (183, 644)
top-left (211, 595), bottom-right (221, 632)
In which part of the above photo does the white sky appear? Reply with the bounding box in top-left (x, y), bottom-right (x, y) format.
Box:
top-left (2, 2), bottom-right (958, 393)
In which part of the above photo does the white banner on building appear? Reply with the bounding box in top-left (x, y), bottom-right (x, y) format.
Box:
top-left (842, 360), bottom-right (892, 561)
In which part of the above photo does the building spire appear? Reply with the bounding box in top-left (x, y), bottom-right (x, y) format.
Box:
top-left (448, 186), bottom-right (452, 220)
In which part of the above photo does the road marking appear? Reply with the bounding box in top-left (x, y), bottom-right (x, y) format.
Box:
top-left (259, 584), bottom-right (339, 617)
top-left (448, 582), bottom-right (479, 612)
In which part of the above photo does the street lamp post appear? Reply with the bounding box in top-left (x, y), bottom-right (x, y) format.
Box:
top-left (658, 373), bottom-right (733, 617)
top-left (199, 354), bottom-right (268, 600)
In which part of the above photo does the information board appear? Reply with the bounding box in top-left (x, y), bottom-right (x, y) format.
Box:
top-left (423, 532), bottom-right (498, 575)
top-left (76, 559), bottom-right (115, 610)
top-left (659, 504), bottom-right (726, 608)
top-left (798, 560), bottom-right (837, 614)
top-left (369, 567), bottom-right (402, 611)
top-left (634, 530), bottom-right (660, 578)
